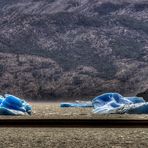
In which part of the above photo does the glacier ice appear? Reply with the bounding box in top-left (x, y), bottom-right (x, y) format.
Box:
top-left (0, 94), bottom-right (32, 115)
top-left (60, 93), bottom-right (148, 114)
top-left (60, 102), bottom-right (93, 108)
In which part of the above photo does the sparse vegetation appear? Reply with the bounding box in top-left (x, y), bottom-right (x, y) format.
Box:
top-left (0, 0), bottom-right (147, 100)
top-left (110, 38), bottom-right (144, 59)
top-left (0, 64), bottom-right (5, 76)
top-left (94, 2), bottom-right (126, 15)
top-left (118, 16), bottom-right (148, 34)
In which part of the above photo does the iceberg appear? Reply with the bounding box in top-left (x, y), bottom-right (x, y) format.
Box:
top-left (92, 93), bottom-right (145, 114)
top-left (60, 93), bottom-right (148, 114)
top-left (60, 102), bottom-right (93, 108)
top-left (0, 94), bottom-right (32, 115)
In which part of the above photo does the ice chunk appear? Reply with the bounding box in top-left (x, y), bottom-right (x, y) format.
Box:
top-left (114, 103), bottom-right (148, 114)
top-left (0, 96), bottom-right (5, 104)
top-left (0, 94), bottom-right (32, 115)
top-left (92, 93), bottom-right (145, 114)
top-left (60, 92), bottom-right (148, 114)
top-left (60, 102), bottom-right (93, 108)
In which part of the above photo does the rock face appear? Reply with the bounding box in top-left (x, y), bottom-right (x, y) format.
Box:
top-left (0, 0), bottom-right (148, 100)
top-left (137, 90), bottom-right (148, 100)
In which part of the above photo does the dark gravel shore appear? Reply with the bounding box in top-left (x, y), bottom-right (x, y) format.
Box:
top-left (0, 128), bottom-right (148, 148)
top-left (0, 103), bottom-right (148, 148)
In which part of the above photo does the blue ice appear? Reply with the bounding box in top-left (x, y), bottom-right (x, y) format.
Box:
top-left (0, 94), bottom-right (32, 115)
top-left (60, 93), bottom-right (148, 114)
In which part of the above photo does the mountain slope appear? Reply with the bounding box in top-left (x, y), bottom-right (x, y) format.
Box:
top-left (0, 0), bottom-right (148, 100)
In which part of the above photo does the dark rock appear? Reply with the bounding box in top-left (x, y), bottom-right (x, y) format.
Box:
top-left (137, 90), bottom-right (148, 101)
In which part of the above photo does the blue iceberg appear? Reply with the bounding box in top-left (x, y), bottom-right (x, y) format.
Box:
top-left (60, 102), bottom-right (93, 108)
top-left (60, 93), bottom-right (148, 114)
top-left (92, 93), bottom-right (145, 114)
top-left (0, 94), bottom-right (32, 115)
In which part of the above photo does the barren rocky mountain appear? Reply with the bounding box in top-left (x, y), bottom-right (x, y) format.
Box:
top-left (0, 0), bottom-right (148, 100)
